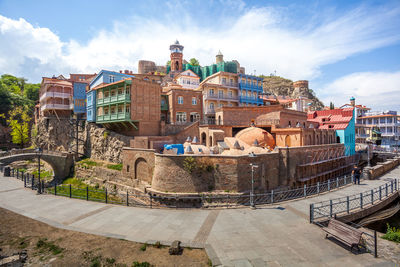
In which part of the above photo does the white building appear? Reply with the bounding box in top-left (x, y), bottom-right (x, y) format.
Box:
top-left (174, 70), bottom-right (200, 89)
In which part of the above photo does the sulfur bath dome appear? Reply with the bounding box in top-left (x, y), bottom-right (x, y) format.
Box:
top-left (235, 126), bottom-right (275, 149)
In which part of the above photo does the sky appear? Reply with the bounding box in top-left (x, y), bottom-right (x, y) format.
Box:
top-left (0, 0), bottom-right (399, 111)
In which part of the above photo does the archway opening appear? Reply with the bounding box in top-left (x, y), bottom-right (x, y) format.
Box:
top-left (285, 135), bottom-right (291, 147)
top-left (135, 158), bottom-right (151, 183)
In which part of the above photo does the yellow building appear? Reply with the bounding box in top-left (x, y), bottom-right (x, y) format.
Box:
top-left (196, 71), bottom-right (239, 123)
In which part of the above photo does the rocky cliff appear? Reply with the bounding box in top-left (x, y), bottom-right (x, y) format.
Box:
top-left (262, 76), bottom-right (324, 110)
top-left (34, 118), bottom-right (131, 163)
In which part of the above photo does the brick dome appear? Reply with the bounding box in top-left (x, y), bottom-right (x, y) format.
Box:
top-left (235, 127), bottom-right (275, 149)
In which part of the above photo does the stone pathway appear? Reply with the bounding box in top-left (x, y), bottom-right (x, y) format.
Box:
top-left (0, 167), bottom-right (399, 267)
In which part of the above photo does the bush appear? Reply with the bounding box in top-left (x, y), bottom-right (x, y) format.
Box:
top-left (140, 243), bottom-right (147, 251)
top-left (183, 157), bottom-right (196, 173)
top-left (107, 163), bottom-right (123, 171)
top-left (382, 223), bottom-right (400, 243)
top-left (36, 238), bottom-right (64, 255)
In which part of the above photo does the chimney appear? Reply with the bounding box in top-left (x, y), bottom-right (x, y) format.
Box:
top-left (124, 70), bottom-right (129, 74)
top-left (119, 70), bottom-right (122, 73)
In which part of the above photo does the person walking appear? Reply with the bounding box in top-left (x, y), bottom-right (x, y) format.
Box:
top-left (352, 164), bottom-right (361, 185)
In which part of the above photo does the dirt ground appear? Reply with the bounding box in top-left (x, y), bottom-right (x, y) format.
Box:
top-left (0, 207), bottom-right (210, 267)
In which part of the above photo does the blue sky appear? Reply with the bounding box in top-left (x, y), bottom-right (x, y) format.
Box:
top-left (0, 0), bottom-right (399, 110)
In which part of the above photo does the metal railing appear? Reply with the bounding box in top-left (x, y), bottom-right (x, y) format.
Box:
top-left (0, 149), bottom-right (68, 158)
top-left (2, 165), bottom-right (356, 209)
top-left (310, 179), bottom-right (399, 223)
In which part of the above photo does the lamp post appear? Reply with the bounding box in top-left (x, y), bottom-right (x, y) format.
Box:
top-left (35, 147), bottom-right (43, 194)
top-left (249, 152), bottom-right (258, 209)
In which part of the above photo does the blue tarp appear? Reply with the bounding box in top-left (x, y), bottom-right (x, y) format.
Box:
top-left (164, 144), bottom-right (184, 155)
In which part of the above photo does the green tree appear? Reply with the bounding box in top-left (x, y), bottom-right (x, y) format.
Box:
top-left (189, 58), bottom-right (199, 66)
top-left (5, 106), bottom-right (31, 148)
top-left (24, 83), bottom-right (40, 102)
top-left (0, 74), bottom-right (26, 95)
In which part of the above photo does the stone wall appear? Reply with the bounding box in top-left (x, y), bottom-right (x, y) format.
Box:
top-left (34, 118), bottom-right (131, 163)
top-left (151, 152), bottom-right (279, 193)
top-left (367, 157), bottom-right (400, 179)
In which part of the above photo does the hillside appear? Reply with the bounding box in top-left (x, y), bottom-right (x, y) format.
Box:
top-left (261, 76), bottom-right (324, 110)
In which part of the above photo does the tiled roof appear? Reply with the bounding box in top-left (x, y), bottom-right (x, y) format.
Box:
top-left (307, 107), bottom-right (354, 130)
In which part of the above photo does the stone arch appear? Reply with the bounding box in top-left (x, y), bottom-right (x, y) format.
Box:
top-left (285, 135), bottom-right (291, 147)
top-left (135, 157), bottom-right (151, 183)
top-left (209, 136), bottom-right (213, 147)
top-left (0, 152), bottom-right (73, 183)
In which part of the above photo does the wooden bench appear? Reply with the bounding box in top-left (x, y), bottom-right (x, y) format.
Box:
top-left (322, 219), bottom-right (364, 251)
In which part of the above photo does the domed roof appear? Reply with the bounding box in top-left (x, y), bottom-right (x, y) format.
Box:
top-left (235, 127), bottom-right (275, 149)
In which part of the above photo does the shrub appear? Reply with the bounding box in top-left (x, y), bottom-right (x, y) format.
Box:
top-left (107, 163), bottom-right (123, 171)
top-left (382, 223), bottom-right (400, 243)
top-left (36, 238), bottom-right (64, 255)
top-left (183, 157), bottom-right (196, 173)
top-left (140, 243), bottom-right (147, 251)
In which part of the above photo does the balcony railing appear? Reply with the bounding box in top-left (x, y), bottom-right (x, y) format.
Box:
top-left (97, 112), bottom-right (130, 122)
top-left (239, 83), bottom-right (263, 91)
top-left (239, 96), bottom-right (263, 103)
top-left (220, 81), bottom-right (238, 87)
top-left (203, 94), bottom-right (239, 101)
top-left (40, 92), bottom-right (71, 101)
top-left (97, 94), bottom-right (130, 105)
top-left (40, 103), bottom-right (72, 112)
top-left (204, 108), bottom-right (215, 114)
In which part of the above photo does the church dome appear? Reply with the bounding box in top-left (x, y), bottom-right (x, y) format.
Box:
top-left (235, 127), bottom-right (275, 149)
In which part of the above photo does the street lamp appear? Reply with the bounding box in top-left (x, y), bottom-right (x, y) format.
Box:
top-left (249, 152), bottom-right (258, 209)
top-left (35, 147), bottom-right (43, 194)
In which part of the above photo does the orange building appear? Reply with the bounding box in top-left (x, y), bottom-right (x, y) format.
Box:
top-left (39, 77), bottom-right (73, 118)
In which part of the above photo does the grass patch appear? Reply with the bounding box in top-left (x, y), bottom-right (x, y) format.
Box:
top-left (36, 238), bottom-right (64, 255)
top-left (382, 223), bottom-right (400, 243)
top-left (106, 163), bottom-right (123, 171)
top-left (77, 158), bottom-right (99, 169)
top-left (46, 177), bottom-right (121, 203)
top-left (32, 169), bottom-right (53, 179)
top-left (132, 262), bottom-right (151, 267)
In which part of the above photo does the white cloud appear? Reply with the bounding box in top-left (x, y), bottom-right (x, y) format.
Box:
top-left (0, 2), bottom-right (399, 87)
top-left (320, 71), bottom-right (400, 111)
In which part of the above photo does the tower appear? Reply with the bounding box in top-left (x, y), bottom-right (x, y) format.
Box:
top-left (350, 96), bottom-right (355, 107)
top-left (170, 40), bottom-right (184, 72)
top-left (216, 50), bottom-right (224, 64)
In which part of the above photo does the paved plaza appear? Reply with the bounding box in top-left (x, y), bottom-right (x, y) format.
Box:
top-left (1, 167), bottom-right (399, 266)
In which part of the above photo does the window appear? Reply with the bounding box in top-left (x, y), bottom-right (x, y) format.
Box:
top-left (388, 117), bottom-right (393, 123)
top-left (209, 89), bottom-right (214, 95)
top-left (111, 106), bottom-right (116, 114)
top-left (109, 75), bottom-right (115, 83)
top-left (178, 96), bottom-right (183, 104)
top-left (111, 90), bottom-right (116, 96)
top-left (228, 91), bottom-right (233, 98)
top-left (118, 88), bottom-right (122, 95)
top-left (88, 110), bottom-right (92, 116)
top-left (222, 78), bottom-right (227, 84)
top-left (125, 86), bottom-right (130, 94)
top-left (209, 103), bottom-right (215, 110)
top-left (118, 105), bottom-right (122, 113)
top-left (230, 79), bottom-right (233, 86)
top-left (219, 103), bottom-right (223, 108)
top-left (176, 112), bottom-right (187, 122)
top-left (192, 97), bottom-right (197, 105)
top-left (190, 112), bottom-right (200, 122)
top-left (229, 103), bottom-right (233, 107)
top-left (126, 105), bottom-right (130, 113)
top-left (104, 107), bottom-right (109, 115)
top-left (104, 91), bottom-right (109, 98)
top-left (218, 90), bottom-right (224, 98)
top-left (161, 99), bottom-right (165, 106)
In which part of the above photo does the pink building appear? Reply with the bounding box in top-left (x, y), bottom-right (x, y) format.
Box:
top-left (39, 77), bottom-right (73, 118)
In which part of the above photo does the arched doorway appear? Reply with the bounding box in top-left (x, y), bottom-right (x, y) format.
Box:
top-left (201, 132), bottom-right (206, 146)
top-left (285, 135), bottom-right (291, 147)
top-left (135, 158), bottom-right (151, 183)
top-left (209, 136), bottom-right (213, 147)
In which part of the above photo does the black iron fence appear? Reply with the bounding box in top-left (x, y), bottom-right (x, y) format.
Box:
top-left (1, 165), bottom-right (358, 208)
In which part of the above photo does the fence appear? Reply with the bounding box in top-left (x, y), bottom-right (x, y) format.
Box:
top-left (2, 165), bottom-right (358, 208)
top-left (310, 179), bottom-right (399, 223)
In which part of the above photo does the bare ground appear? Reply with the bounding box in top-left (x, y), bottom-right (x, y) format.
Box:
top-left (0, 207), bottom-right (210, 267)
